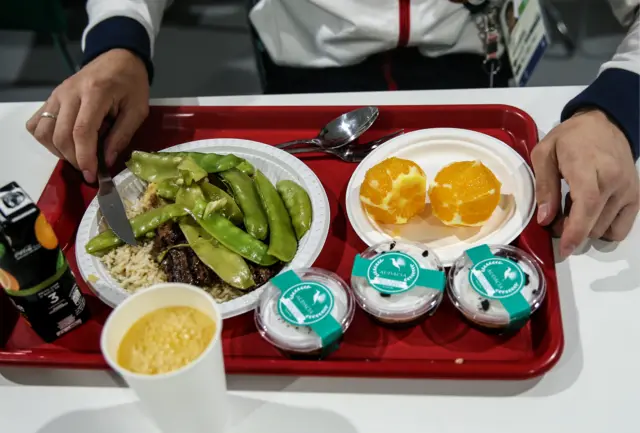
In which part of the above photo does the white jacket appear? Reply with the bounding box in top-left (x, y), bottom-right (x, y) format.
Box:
top-left (83, 0), bottom-right (640, 75)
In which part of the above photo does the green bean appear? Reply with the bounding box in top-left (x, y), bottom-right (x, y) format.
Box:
top-left (254, 171), bottom-right (297, 262)
top-left (219, 169), bottom-right (268, 240)
top-left (200, 181), bottom-right (243, 225)
top-left (196, 213), bottom-right (278, 266)
top-left (86, 204), bottom-right (188, 255)
top-left (179, 220), bottom-right (254, 289)
top-left (276, 180), bottom-right (313, 240)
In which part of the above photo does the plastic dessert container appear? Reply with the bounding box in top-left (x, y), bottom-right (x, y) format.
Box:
top-left (254, 268), bottom-right (355, 359)
top-left (351, 240), bottom-right (446, 327)
top-left (447, 244), bottom-right (546, 331)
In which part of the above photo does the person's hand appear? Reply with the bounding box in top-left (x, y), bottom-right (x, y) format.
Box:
top-left (26, 49), bottom-right (150, 183)
top-left (532, 109), bottom-right (639, 258)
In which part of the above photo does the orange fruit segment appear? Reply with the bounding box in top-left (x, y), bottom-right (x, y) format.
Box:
top-left (359, 157), bottom-right (427, 224)
top-left (428, 160), bottom-right (501, 226)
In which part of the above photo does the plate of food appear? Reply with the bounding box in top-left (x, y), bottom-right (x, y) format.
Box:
top-left (346, 128), bottom-right (536, 266)
top-left (75, 138), bottom-right (330, 318)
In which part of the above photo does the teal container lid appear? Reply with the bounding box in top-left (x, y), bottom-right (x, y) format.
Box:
top-left (351, 240), bottom-right (446, 321)
top-left (254, 268), bottom-right (355, 354)
top-left (447, 244), bottom-right (546, 328)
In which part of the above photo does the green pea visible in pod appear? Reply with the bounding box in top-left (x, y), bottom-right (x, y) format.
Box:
top-left (196, 213), bottom-right (278, 266)
top-left (219, 169), bottom-right (269, 240)
top-left (254, 170), bottom-right (297, 262)
top-left (276, 180), bottom-right (313, 240)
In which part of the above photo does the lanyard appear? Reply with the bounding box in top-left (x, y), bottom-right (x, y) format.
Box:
top-left (482, 7), bottom-right (501, 88)
top-left (465, 1), bottom-right (503, 88)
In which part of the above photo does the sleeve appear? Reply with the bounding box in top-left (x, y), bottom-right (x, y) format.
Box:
top-left (81, 0), bottom-right (172, 82)
top-left (561, 3), bottom-right (639, 160)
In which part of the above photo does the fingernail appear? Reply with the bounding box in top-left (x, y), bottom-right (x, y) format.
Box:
top-left (561, 243), bottom-right (577, 259)
top-left (107, 152), bottom-right (118, 167)
top-left (537, 203), bottom-right (549, 225)
top-left (83, 170), bottom-right (95, 183)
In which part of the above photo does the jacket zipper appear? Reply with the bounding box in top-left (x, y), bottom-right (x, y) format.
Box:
top-left (398, 0), bottom-right (411, 47)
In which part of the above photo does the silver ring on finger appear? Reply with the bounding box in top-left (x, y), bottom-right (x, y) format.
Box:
top-left (40, 111), bottom-right (58, 120)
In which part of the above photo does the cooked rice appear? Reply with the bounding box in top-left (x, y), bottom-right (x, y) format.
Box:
top-left (125, 183), bottom-right (158, 218)
top-left (100, 182), bottom-right (248, 303)
top-left (204, 285), bottom-right (248, 303)
top-left (100, 241), bottom-right (166, 292)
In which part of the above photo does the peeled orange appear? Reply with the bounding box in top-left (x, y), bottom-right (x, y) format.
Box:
top-left (359, 157), bottom-right (427, 224)
top-left (428, 160), bottom-right (501, 226)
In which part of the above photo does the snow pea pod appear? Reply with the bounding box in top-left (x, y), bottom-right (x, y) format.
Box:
top-left (235, 160), bottom-right (255, 176)
top-left (178, 156), bottom-right (207, 185)
top-left (174, 152), bottom-right (244, 173)
top-left (254, 170), bottom-right (297, 262)
top-left (156, 178), bottom-right (181, 200)
top-left (219, 169), bottom-right (268, 240)
top-left (175, 184), bottom-right (205, 209)
top-left (200, 181), bottom-right (243, 225)
top-left (196, 213), bottom-right (278, 266)
top-left (179, 220), bottom-right (255, 289)
top-left (86, 204), bottom-right (188, 255)
top-left (276, 180), bottom-right (313, 240)
top-left (127, 151), bottom-right (255, 182)
top-left (126, 151), bottom-right (183, 182)
top-left (175, 185), bottom-right (209, 218)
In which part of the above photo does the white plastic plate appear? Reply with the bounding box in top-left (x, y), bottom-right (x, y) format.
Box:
top-left (75, 139), bottom-right (330, 318)
top-left (346, 128), bottom-right (536, 266)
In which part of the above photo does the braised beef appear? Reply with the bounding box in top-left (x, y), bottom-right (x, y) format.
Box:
top-left (155, 223), bottom-right (217, 286)
top-left (154, 222), bottom-right (283, 292)
top-left (250, 263), bottom-right (284, 287)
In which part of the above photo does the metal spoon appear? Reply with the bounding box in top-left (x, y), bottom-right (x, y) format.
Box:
top-left (287, 130), bottom-right (404, 163)
top-left (276, 106), bottom-right (379, 150)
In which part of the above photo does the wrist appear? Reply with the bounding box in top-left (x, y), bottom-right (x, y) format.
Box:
top-left (561, 68), bottom-right (640, 160)
top-left (82, 16), bottom-right (154, 83)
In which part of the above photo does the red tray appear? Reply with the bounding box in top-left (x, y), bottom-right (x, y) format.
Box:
top-left (0, 104), bottom-right (563, 379)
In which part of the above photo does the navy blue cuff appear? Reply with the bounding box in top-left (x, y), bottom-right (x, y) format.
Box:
top-left (561, 68), bottom-right (640, 160)
top-left (82, 16), bottom-right (154, 83)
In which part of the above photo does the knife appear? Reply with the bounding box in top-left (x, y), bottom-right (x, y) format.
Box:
top-left (97, 119), bottom-right (137, 246)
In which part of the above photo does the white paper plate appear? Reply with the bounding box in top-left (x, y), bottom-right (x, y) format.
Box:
top-left (346, 128), bottom-right (536, 266)
top-left (75, 139), bottom-right (330, 318)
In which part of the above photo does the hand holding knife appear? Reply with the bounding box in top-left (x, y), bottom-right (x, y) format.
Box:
top-left (96, 118), bottom-right (137, 246)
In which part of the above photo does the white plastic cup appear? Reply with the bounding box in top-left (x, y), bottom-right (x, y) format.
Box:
top-left (101, 283), bottom-right (227, 433)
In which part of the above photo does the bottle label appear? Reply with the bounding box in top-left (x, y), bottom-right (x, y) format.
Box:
top-left (6, 257), bottom-right (89, 342)
top-left (1, 182), bottom-right (89, 342)
top-left (352, 251), bottom-right (445, 295)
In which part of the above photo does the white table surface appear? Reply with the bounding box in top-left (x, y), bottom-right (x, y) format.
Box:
top-left (1, 87), bottom-right (639, 433)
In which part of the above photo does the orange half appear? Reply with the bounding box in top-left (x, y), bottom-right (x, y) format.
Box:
top-left (359, 157), bottom-right (427, 225)
top-left (428, 160), bottom-right (501, 226)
